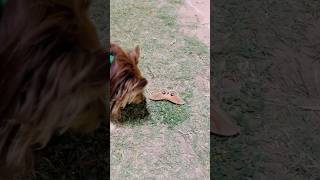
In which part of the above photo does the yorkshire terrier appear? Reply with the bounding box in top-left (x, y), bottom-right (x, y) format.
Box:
top-left (0, 0), bottom-right (106, 178)
top-left (109, 43), bottom-right (148, 130)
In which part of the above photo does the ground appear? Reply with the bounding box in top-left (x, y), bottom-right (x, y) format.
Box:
top-left (213, 0), bottom-right (320, 179)
top-left (111, 0), bottom-right (210, 179)
top-left (11, 0), bottom-right (320, 179)
top-left (12, 0), bottom-right (209, 179)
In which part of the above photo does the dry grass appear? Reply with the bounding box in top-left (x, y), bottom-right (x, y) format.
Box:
top-left (111, 0), bottom-right (210, 179)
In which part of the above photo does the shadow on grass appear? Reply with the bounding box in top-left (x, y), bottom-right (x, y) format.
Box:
top-left (17, 122), bottom-right (109, 180)
top-left (120, 99), bottom-right (150, 126)
top-left (120, 98), bottom-right (192, 129)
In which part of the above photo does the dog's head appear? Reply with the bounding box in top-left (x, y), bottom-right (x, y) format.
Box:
top-left (110, 43), bottom-right (148, 120)
top-left (0, 0), bottom-right (106, 176)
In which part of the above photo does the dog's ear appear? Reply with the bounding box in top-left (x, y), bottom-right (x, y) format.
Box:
top-left (129, 45), bottom-right (140, 64)
top-left (110, 43), bottom-right (126, 57)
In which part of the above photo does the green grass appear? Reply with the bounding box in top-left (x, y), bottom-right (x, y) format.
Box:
top-left (121, 88), bottom-right (193, 128)
top-left (111, 0), bottom-right (208, 129)
top-left (159, 9), bottom-right (177, 28)
top-left (111, 0), bottom-right (210, 179)
top-left (148, 101), bottom-right (191, 128)
top-left (183, 36), bottom-right (209, 55)
top-left (168, 0), bottom-right (184, 5)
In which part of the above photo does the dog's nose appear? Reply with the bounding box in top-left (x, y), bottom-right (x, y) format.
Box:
top-left (140, 95), bottom-right (147, 103)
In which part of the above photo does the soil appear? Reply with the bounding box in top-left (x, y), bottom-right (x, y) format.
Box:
top-left (212, 0), bottom-right (320, 179)
top-left (177, 0), bottom-right (210, 99)
top-left (178, 0), bottom-right (210, 46)
top-left (110, 0), bottom-right (210, 179)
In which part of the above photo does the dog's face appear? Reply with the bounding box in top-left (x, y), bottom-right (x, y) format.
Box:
top-left (110, 43), bottom-right (148, 120)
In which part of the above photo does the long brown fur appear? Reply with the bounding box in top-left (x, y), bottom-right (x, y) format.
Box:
top-left (110, 43), bottom-right (147, 121)
top-left (0, 0), bottom-right (107, 178)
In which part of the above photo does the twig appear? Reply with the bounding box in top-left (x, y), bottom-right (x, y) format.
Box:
top-left (146, 66), bottom-right (155, 79)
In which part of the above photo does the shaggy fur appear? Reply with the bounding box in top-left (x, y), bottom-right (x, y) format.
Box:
top-left (0, 0), bottom-right (107, 178)
top-left (110, 43), bottom-right (147, 121)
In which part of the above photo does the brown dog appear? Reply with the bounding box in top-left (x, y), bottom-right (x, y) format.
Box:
top-left (109, 43), bottom-right (148, 129)
top-left (0, 0), bottom-right (106, 178)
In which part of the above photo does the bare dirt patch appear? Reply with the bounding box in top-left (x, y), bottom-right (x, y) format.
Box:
top-left (111, 0), bottom-right (210, 179)
top-left (195, 74), bottom-right (210, 96)
top-left (178, 0), bottom-right (210, 46)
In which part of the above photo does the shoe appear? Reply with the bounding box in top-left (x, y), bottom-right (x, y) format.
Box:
top-left (149, 89), bottom-right (185, 105)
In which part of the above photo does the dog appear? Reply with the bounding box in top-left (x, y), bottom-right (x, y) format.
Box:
top-left (109, 43), bottom-right (148, 130)
top-left (0, 0), bottom-right (106, 178)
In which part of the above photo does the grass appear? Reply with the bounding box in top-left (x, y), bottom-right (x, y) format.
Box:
top-left (111, 0), bottom-right (210, 179)
top-left (120, 88), bottom-right (193, 128)
top-left (111, 0), bottom-right (204, 128)
top-left (159, 10), bottom-right (177, 28)
top-left (32, 125), bottom-right (109, 180)
top-left (213, 0), bottom-right (320, 179)
top-left (148, 101), bottom-right (191, 128)
top-left (12, 0), bottom-right (208, 179)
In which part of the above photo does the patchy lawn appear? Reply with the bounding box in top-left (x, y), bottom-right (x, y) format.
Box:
top-left (213, 0), bottom-right (320, 179)
top-left (111, 0), bottom-right (210, 179)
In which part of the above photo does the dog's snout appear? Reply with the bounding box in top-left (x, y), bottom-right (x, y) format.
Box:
top-left (131, 93), bottom-right (145, 104)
